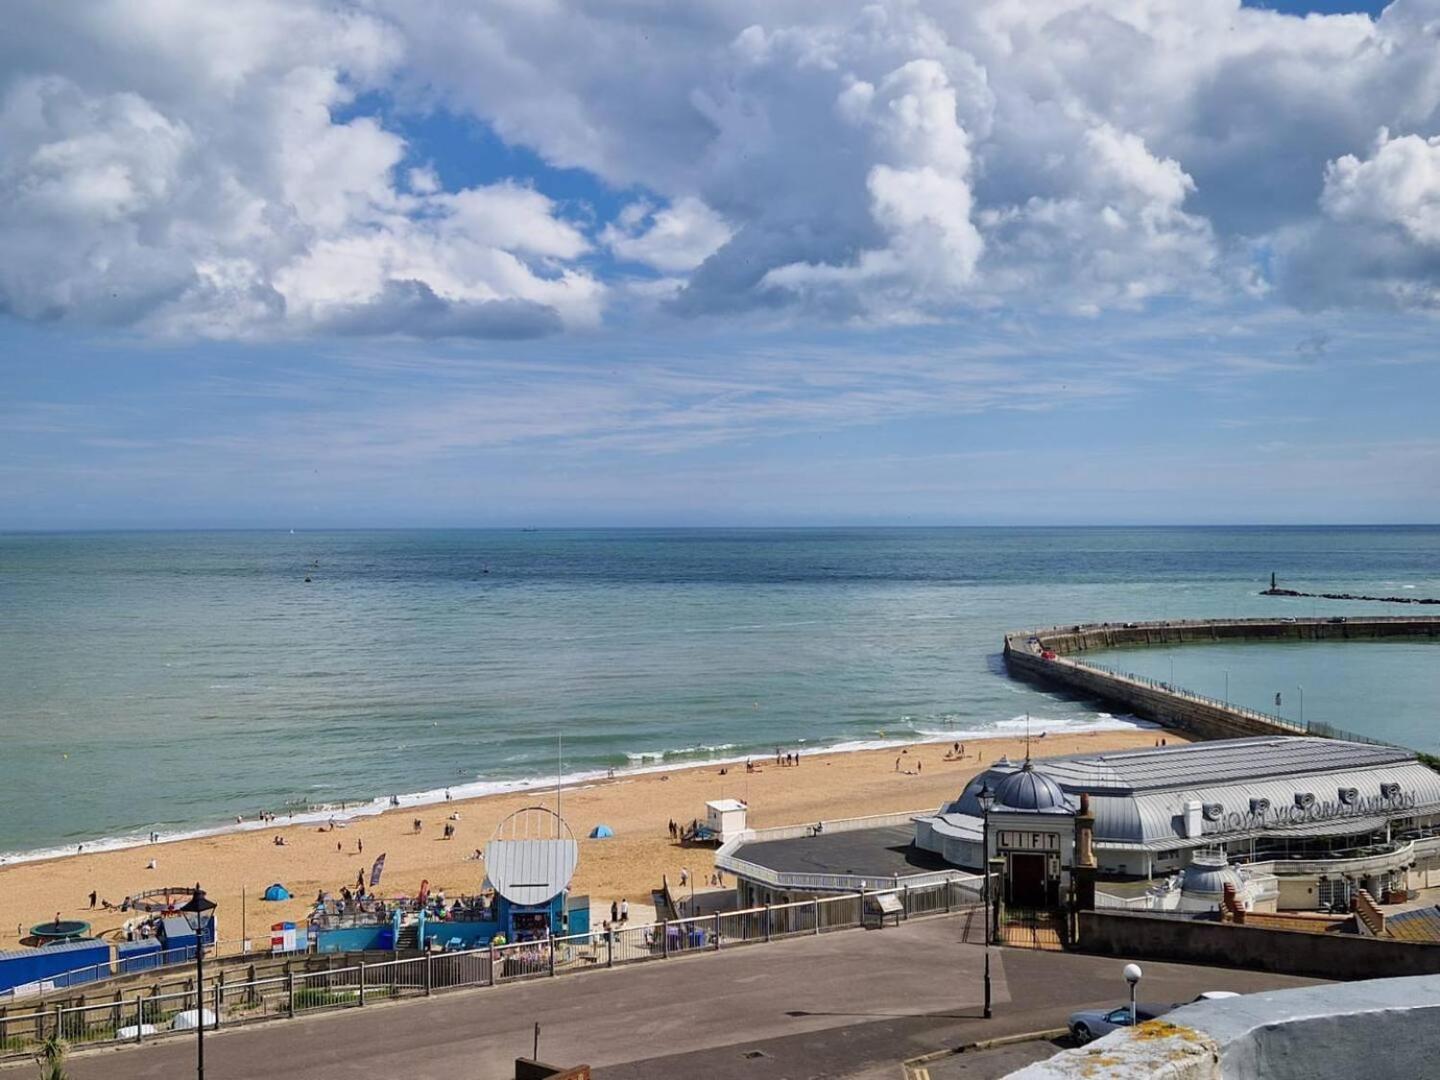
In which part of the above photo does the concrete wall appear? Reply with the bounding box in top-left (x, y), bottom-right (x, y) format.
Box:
top-left (1078, 910), bottom-right (1440, 981)
top-left (1003, 617), bottom-right (1440, 742)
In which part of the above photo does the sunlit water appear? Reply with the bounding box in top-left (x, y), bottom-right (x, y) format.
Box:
top-left (2, 526), bottom-right (1437, 859)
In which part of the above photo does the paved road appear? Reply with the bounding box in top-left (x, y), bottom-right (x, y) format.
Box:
top-left (25, 918), bottom-right (1316, 1080)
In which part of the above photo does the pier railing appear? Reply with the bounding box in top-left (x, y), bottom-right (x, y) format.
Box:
top-left (0, 881), bottom-right (980, 1062)
top-left (1065, 656), bottom-right (1399, 748)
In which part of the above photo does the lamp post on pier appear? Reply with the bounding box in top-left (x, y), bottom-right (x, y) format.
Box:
top-left (977, 782), bottom-right (996, 1020)
top-left (179, 885), bottom-right (217, 1080)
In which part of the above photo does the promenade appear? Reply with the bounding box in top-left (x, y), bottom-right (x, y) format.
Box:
top-left (29, 917), bottom-right (1316, 1080)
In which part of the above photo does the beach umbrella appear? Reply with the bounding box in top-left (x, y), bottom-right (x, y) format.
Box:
top-left (589, 824), bottom-right (615, 839)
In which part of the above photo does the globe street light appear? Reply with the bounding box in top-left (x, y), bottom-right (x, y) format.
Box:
top-left (1123, 963), bottom-right (1143, 1027)
top-left (977, 781), bottom-right (996, 1020)
top-left (179, 885), bottom-right (217, 1080)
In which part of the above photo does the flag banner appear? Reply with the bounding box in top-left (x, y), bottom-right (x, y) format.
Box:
top-left (369, 853), bottom-right (386, 887)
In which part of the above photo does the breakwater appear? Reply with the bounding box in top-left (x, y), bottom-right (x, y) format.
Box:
top-left (1262, 586), bottom-right (1440, 605)
top-left (1002, 617), bottom-right (1440, 743)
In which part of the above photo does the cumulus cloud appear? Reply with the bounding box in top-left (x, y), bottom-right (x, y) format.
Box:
top-left (1323, 129), bottom-right (1440, 247)
top-left (0, 0), bottom-right (600, 339)
top-left (6, 0), bottom-right (1440, 337)
top-left (602, 197), bottom-right (733, 273)
top-left (377, 0), bottom-right (1440, 322)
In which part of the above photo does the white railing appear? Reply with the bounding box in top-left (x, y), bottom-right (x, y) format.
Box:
top-left (0, 882), bottom-right (980, 1063)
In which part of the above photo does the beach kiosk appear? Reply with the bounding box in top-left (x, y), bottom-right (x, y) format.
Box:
top-left (484, 807), bottom-right (580, 943)
top-left (706, 799), bottom-right (748, 844)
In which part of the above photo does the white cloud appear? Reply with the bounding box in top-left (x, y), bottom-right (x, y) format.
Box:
top-left (6, 0), bottom-right (1440, 337)
top-left (1322, 129), bottom-right (1440, 247)
top-left (603, 197), bottom-right (732, 273)
top-left (0, 1), bottom-right (601, 339)
top-left (380, 0), bottom-right (1440, 320)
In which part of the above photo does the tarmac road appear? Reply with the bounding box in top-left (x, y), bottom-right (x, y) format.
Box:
top-left (25, 916), bottom-right (1316, 1080)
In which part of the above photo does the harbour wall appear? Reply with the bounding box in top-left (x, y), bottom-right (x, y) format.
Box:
top-left (1003, 617), bottom-right (1440, 743)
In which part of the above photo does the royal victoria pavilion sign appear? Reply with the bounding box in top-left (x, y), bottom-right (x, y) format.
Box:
top-left (1199, 784), bottom-right (1419, 836)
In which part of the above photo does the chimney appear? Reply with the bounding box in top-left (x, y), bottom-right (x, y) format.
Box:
top-left (1076, 793), bottom-right (1096, 869)
top-left (1221, 881), bottom-right (1244, 923)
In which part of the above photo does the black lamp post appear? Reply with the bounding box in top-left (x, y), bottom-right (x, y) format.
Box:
top-left (977, 782), bottom-right (995, 1019)
top-left (180, 884), bottom-right (217, 1080)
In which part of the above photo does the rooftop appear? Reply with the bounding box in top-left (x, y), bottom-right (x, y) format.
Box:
top-left (733, 824), bottom-right (951, 882)
top-left (1038, 737), bottom-right (1412, 794)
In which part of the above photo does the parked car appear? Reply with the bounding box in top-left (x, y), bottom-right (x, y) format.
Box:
top-left (1067, 1002), bottom-right (1173, 1044)
top-left (1188, 990), bottom-right (1240, 1003)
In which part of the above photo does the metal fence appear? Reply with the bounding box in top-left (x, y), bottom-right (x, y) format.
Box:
top-left (0, 882), bottom-right (979, 1062)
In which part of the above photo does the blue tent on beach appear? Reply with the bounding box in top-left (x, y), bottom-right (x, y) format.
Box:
top-left (262, 883), bottom-right (291, 901)
top-left (589, 824), bottom-right (614, 839)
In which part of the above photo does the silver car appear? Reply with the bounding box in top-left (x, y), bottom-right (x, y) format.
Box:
top-left (1067, 1002), bottom-right (1172, 1044)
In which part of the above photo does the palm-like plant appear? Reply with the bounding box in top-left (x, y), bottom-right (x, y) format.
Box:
top-left (34, 1033), bottom-right (69, 1080)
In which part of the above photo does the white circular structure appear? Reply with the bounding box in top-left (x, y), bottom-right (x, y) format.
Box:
top-left (484, 806), bottom-right (578, 906)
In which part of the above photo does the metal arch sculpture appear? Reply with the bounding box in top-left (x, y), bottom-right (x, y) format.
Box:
top-left (483, 806), bottom-right (578, 907)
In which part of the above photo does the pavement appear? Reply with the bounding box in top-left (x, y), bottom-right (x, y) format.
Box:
top-left (24, 916), bottom-right (1319, 1080)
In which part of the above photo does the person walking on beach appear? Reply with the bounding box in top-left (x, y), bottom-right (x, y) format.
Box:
top-left (88, 890), bottom-right (97, 909)
top-left (357, 838), bottom-right (363, 854)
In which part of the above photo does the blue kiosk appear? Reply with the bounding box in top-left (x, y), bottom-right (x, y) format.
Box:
top-left (417, 807), bottom-right (588, 951)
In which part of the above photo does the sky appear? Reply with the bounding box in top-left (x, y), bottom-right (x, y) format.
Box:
top-left (1, 0), bottom-right (1436, 528)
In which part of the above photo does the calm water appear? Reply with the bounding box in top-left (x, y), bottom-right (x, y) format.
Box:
top-left (2, 527), bottom-right (1438, 858)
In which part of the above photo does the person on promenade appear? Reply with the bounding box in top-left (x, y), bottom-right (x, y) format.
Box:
top-left (620, 898), bottom-right (629, 922)
top-left (610, 900), bottom-right (618, 923)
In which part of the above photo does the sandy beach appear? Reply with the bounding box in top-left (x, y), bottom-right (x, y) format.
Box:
top-left (0, 729), bottom-right (1179, 951)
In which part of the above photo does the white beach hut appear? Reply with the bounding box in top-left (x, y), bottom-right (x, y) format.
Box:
top-left (706, 799), bottom-right (748, 844)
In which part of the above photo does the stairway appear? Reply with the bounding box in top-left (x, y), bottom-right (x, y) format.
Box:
top-left (395, 923), bottom-right (420, 951)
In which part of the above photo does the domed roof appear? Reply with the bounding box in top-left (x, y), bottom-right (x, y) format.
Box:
top-left (995, 760), bottom-right (1069, 811)
top-left (1180, 852), bottom-right (1243, 897)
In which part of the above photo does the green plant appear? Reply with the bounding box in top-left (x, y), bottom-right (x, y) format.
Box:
top-left (33, 1033), bottom-right (68, 1080)
top-left (290, 987), bottom-right (356, 1010)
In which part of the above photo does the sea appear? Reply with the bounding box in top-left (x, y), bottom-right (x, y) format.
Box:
top-left (2, 526), bottom-right (1438, 862)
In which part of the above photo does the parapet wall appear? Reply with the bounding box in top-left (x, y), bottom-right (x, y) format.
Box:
top-left (1002, 616), bottom-right (1440, 742)
top-left (1076, 909), bottom-right (1440, 981)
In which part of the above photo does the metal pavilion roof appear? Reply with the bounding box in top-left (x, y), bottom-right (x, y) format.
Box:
top-left (483, 838), bottom-right (579, 906)
top-left (1036, 737), bottom-right (1414, 794)
top-left (926, 737), bottom-right (1440, 850)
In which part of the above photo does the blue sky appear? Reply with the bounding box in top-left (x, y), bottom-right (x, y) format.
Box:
top-left (1, 0), bottom-right (1436, 527)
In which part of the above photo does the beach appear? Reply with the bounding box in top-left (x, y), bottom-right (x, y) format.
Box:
top-left (0, 728), bottom-right (1178, 952)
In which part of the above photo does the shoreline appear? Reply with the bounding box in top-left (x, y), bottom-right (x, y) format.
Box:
top-left (0, 724), bottom-right (1177, 952)
top-left (0, 713), bottom-right (1158, 868)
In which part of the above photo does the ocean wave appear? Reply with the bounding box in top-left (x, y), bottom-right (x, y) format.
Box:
top-left (0, 716), bottom-right (1150, 867)
top-left (624, 743), bottom-right (738, 763)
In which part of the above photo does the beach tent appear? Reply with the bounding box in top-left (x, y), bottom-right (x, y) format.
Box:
top-left (589, 824), bottom-right (614, 839)
top-left (262, 883), bottom-right (291, 901)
